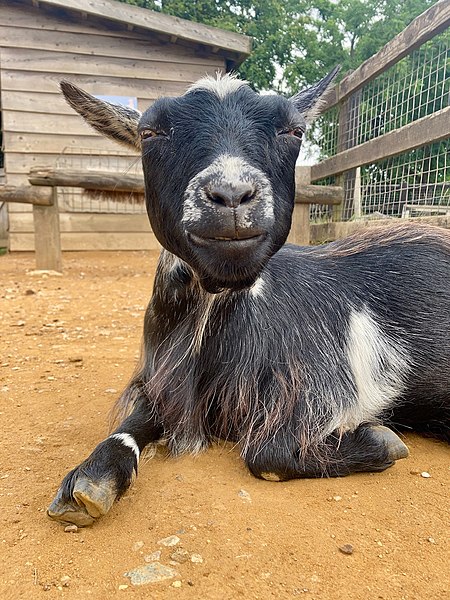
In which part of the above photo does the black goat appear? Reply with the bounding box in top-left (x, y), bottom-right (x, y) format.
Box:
top-left (48, 72), bottom-right (449, 527)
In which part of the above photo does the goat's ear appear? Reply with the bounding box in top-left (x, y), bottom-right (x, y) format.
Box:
top-left (60, 81), bottom-right (142, 151)
top-left (290, 66), bottom-right (340, 122)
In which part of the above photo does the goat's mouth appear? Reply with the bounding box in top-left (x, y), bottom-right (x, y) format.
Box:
top-left (188, 232), bottom-right (265, 249)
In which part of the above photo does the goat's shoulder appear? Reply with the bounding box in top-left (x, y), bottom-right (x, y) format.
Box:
top-left (308, 223), bottom-right (450, 260)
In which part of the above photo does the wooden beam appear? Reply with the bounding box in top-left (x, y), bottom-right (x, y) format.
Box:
top-left (0, 184), bottom-right (53, 206)
top-left (321, 0), bottom-right (450, 112)
top-left (32, 188), bottom-right (62, 271)
top-left (311, 106), bottom-right (450, 182)
top-left (289, 166), bottom-right (311, 245)
top-left (29, 167), bottom-right (145, 192)
top-left (34, 0), bottom-right (252, 58)
top-left (295, 185), bottom-right (343, 206)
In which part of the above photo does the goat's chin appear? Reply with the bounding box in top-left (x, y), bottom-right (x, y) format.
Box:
top-left (183, 231), bottom-right (277, 293)
top-left (194, 255), bottom-right (269, 293)
top-left (199, 272), bottom-right (261, 294)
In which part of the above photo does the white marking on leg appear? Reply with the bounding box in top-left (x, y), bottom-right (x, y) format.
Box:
top-left (109, 433), bottom-right (140, 461)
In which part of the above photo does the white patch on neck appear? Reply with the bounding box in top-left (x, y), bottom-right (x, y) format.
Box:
top-left (109, 433), bottom-right (140, 461)
top-left (330, 307), bottom-right (410, 433)
top-left (187, 73), bottom-right (249, 100)
top-left (250, 277), bottom-right (265, 298)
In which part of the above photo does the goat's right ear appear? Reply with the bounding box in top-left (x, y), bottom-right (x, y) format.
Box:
top-left (60, 81), bottom-right (142, 151)
top-left (290, 66), bottom-right (340, 123)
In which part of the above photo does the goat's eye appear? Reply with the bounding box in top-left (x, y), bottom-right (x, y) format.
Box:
top-left (140, 129), bottom-right (165, 140)
top-left (277, 127), bottom-right (304, 139)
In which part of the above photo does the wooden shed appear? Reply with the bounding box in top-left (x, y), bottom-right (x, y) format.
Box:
top-left (0, 0), bottom-right (251, 251)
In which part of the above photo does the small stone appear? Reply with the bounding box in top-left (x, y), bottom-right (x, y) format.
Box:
top-left (338, 544), bottom-right (354, 555)
top-left (64, 525), bottom-right (78, 533)
top-left (427, 537), bottom-right (436, 544)
top-left (105, 388), bottom-right (118, 394)
top-left (170, 548), bottom-right (189, 564)
top-left (132, 541), bottom-right (144, 552)
top-left (172, 581), bottom-right (182, 588)
top-left (191, 553), bottom-right (203, 563)
top-left (28, 269), bottom-right (62, 277)
top-left (68, 357), bottom-right (83, 363)
top-left (60, 575), bottom-right (70, 587)
top-left (421, 472), bottom-right (431, 478)
top-left (158, 535), bottom-right (180, 547)
top-left (124, 563), bottom-right (178, 585)
top-left (144, 551), bottom-right (161, 562)
top-left (238, 489), bottom-right (251, 503)
top-left (25, 289), bottom-right (36, 296)
top-left (333, 496), bottom-right (342, 501)
top-left (118, 585), bottom-right (128, 590)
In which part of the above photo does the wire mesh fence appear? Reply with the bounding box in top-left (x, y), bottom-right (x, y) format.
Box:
top-left (56, 147), bottom-right (146, 214)
top-left (308, 27), bottom-right (450, 223)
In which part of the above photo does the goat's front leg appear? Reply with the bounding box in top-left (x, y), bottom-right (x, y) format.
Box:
top-left (245, 424), bottom-right (409, 482)
top-left (47, 386), bottom-right (162, 526)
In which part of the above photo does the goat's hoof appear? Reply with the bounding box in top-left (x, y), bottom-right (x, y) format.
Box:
top-left (47, 477), bottom-right (117, 527)
top-left (260, 472), bottom-right (282, 481)
top-left (370, 425), bottom-right (409, 462)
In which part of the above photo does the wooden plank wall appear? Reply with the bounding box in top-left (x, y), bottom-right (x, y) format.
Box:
top-left (0, 0), bottom-right (225, 251)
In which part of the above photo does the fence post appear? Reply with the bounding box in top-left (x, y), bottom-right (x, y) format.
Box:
top-left (290, 166), bottom-right (311, 246)
top-left (32, 187), bottom-right (62, 271)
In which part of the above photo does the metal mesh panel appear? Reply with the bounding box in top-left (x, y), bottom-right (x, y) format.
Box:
top-left (310, 28), bottom-right (449, 223)
top-left (56, 148), bottom-right (146, 214)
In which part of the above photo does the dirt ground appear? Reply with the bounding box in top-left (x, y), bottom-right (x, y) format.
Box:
top-left (0, 250), bottom-right (448, 600)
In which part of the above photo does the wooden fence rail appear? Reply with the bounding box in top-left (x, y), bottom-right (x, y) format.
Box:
top-left (311, 105), bottom-right (450, 182)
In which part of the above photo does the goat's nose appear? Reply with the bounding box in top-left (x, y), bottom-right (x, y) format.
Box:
top-left (204, 182), bottom-right (256, 209)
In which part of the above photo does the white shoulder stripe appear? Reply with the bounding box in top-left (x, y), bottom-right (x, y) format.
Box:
top-left (109, 433), bottom-right (140, 460)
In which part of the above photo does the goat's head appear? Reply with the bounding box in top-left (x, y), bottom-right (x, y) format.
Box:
top-left (61, 69), bottom-right (338, 292)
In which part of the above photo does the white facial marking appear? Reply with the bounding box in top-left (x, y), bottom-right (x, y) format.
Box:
top-left (109, 433), bottom-right (140, 461)
top-left (337, 307), bottom-right (410, 432)
top-left (182, 154), bottom-right (274, 225)
top-left (187, 72), bottom-right (249, 100)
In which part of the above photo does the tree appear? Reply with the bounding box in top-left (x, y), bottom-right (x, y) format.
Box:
top-left (117, 0), bottom-right (437, 91)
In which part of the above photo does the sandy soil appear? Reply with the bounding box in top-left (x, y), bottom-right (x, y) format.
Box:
top-left (0, 250), bottom-right (448, 600)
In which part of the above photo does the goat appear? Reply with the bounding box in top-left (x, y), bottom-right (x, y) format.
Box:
top-left (48, 72), bottom-right (449, 527)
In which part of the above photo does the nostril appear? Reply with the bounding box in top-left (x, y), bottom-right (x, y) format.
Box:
top-left (204, 183), bottom-right (256, 209)
top-left (240, 190), bottom-right (255, 205)
top-left (205, 188), bottom-right (228, 206)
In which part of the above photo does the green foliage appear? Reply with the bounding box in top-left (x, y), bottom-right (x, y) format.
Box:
top-left (116, 0), bottom-right (436, 92)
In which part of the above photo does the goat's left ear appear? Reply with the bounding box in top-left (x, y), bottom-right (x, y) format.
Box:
top-left (60, 81), bottom-right (142, 151)
top-left (290, 66), bottom-right (340, 122)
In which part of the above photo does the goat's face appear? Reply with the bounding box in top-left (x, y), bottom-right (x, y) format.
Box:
top-left (60, 70), bottom-right (338, 292)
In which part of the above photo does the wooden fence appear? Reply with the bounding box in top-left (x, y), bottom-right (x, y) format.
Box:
top-left (308, 0), bottom-right (450, 241)
top-left (0, 165), bottom-right (342, 270)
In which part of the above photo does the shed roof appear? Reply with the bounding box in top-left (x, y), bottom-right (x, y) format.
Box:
top-left (28, 0), bottom-right (252, 64)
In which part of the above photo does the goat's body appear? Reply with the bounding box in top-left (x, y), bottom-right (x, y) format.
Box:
top-left (48, 73), bottom-right (449, 526)
top-left (121, 224), bottom-right (449, 467)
